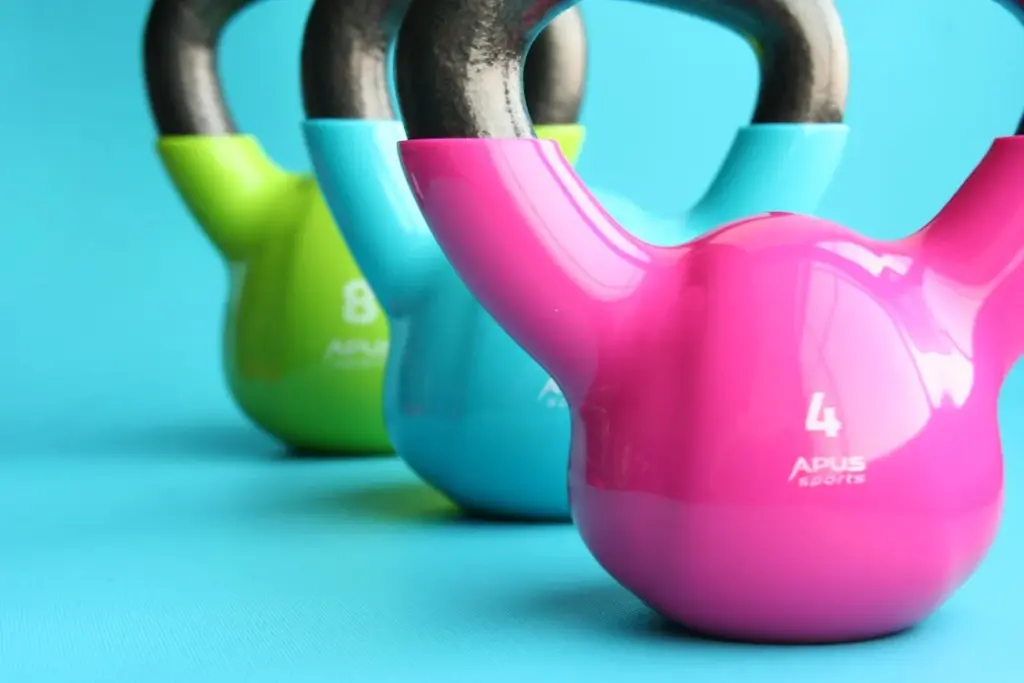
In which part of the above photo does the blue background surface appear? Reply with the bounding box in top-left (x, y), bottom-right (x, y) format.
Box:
top-left (1, 0), bottom-right (1023, 680)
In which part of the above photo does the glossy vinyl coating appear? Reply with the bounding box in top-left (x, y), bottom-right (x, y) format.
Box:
top-left (301, 0), bottom-right (591, 518)
top-left (143, 0), bottom-right (391, 453)
top-left (396, 0), bottom-right (848, 141)
top-left (399, 134), bottom-right (1024, 643)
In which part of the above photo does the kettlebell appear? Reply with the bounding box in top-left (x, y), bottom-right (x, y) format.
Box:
top-left (398, 0), bottom-right (1024, 643)
top-left (143, 0), bottom-right (391, 454)
top-left (301, 0), bottom-right (590, 519)
top-left (398, 0), bottom-right (851, 247)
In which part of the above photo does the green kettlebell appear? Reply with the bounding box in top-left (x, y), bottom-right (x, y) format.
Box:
top-left (142, 0), bottom-right (391, 454)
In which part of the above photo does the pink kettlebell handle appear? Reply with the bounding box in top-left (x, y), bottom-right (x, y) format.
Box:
top-left (397, 0), bottom-right (1024, 385)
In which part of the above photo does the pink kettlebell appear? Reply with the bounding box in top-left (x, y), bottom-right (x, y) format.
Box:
top-left (395, 0), bottom-right (1024, 643)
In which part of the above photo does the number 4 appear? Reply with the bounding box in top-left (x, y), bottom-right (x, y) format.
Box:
top-left (805, 392), bottom-right (841, 438)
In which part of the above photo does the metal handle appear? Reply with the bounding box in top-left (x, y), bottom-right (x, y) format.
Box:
top-left (397, 0), bottom-right (849, 140)
top-left (302, 0), bottom-right (587, 123)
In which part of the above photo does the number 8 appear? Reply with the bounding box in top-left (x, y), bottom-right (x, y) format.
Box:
top-left (341, 279), bottom-right (379, 325)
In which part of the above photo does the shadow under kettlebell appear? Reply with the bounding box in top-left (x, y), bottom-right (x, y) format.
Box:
top-left (326, 479), bottom-right (569, 525)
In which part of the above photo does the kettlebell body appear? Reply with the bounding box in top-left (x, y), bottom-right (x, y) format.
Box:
top-left (396, 0), bottom-right (1023, 642)
top-left (144, 0), bottom-right (391, 453)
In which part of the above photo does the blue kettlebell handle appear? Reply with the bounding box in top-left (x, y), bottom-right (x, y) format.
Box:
top-left (689, 123), bottom-right (849, 222)
top-left (304, 120), bottom-right (439, 317)
top-left (301, 0), bottom-right (588, 317)
top-left (684, 1), bottom-right (851, 219)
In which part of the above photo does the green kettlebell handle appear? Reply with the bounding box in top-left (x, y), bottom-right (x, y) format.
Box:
top-left (154, 137), bottom-right (298, 260)
top-left (143, 0), bottom-right (325, 259)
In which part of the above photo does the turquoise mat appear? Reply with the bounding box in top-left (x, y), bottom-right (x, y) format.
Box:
top-left (1, 390), bottom-right (1022, 682)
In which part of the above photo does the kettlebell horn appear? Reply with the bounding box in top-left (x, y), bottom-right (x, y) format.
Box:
top-left (915, 1), bottom-right (1024, 368)
top-left (522, 7), bottom-right (588, 124)
top-left (301, 0), bottom-right (409, 120)
top-left (143, 0), bottom-right (254, 135)
top-left (715, 0), bottom-right (848, 123)
top-left (395, 1), bottom-right (587, 137)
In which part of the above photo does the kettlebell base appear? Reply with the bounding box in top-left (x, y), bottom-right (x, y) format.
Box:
top-left (236, 404), bottom-right (395, 458)
top-left (644, 603), bottom-right (922, 645)
top-left (406, 474), bottom-right (572, 523)
top-left (571, 476), bottom-right (998, 649)
top-left (389, 413), bottom-right (572, 522)
top-left (226, 368), bottom-right (393, 457)
top-left (453, 502), bottom-right (572, 524)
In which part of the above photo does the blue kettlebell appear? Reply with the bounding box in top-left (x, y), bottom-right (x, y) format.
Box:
top-left (302, 0), bottom-right (589, 520)
top-left (302, 0), bottom-right (847, 520)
